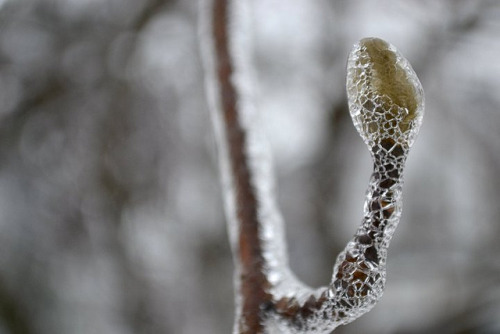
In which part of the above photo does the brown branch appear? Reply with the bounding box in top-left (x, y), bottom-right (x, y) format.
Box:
top-left (211, 0), bottom-right (272, 332)
top-left (210, 1), bottom-right (331, 331)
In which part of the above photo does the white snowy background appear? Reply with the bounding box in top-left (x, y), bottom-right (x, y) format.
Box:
top-left (0, 0), bottom-right (499, 333)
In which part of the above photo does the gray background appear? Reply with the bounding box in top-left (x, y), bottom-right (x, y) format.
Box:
top-left (0, 0), bottom-right (499, 333)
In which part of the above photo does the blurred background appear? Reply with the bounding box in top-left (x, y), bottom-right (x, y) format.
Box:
top-left (0, 0), bottom-right (499, 333)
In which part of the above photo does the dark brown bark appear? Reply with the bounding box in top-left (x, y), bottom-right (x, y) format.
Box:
top-left (212, 0), bottom-right (272, 332)
top-left (210, 0), bottom-right (345, 330)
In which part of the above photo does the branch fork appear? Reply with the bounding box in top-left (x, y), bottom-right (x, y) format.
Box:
top-left (200, 1), bottom-right (424, 332)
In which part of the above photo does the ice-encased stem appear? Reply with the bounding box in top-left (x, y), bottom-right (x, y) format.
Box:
top-left (199, 0), bottom-right (311, 333)
top-left (199, 0), bottom-right (424, 331)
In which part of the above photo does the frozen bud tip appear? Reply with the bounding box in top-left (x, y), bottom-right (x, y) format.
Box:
top-left (346, 37), bottom-right (424, 148)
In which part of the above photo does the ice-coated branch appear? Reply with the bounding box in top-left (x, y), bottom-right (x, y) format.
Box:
top-left (199, 0), bottom-right (303, 332)
top-left (199, 0), bottom-right (424, 332)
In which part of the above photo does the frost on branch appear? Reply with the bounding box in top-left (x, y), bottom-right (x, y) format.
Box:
top-left (201, 0), bottom-right (424, 331)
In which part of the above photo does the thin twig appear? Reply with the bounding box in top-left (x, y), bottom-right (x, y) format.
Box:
top-left (211, 0), bottom-right (271, 332)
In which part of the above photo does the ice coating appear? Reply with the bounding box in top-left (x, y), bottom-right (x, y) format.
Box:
top-left (200, 1), bottom-right (312, 332)
top-left (346, 37), bottom-right (424, 149)
top-left (271, 38), bottom-right (424, 332)
top-left (326, 38), bottom-right (424, 325)
top-left (202, 3), bottom-right (425, 329)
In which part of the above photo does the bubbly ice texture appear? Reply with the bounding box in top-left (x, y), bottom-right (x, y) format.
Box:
top-left (346, 37), bottom-right (424, 150)
top-left (319, 37), bottom-right (424, 329)
top-left (271, 38), bottom-right (424, 333)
